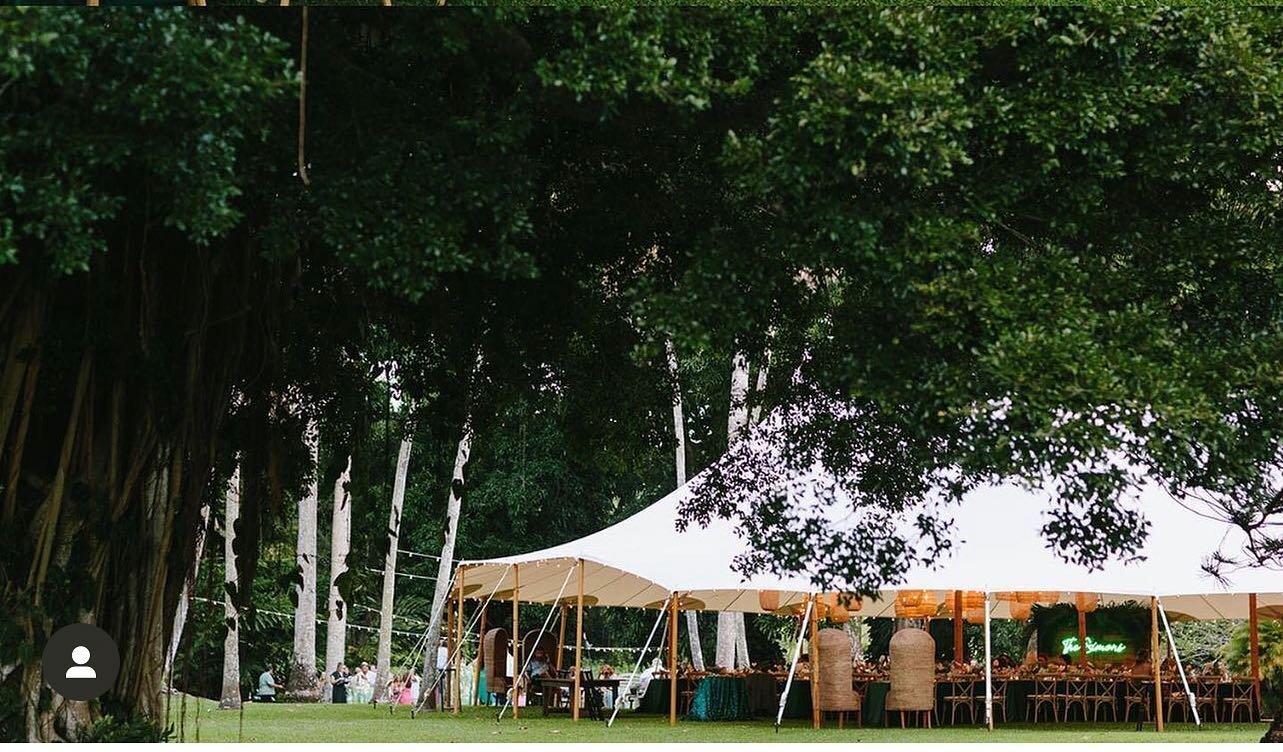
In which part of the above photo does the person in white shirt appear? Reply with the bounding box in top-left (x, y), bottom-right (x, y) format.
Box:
top-left (349, 662), bottom-right (371, 704)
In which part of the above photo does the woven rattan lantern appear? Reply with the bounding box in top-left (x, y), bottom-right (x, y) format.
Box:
top-left (895, 590), bottom-right (937, 619)
top-left (996, 591), bottom-right (1040, 605)
top-left (941, 591), bottom-right (985, 618)
top-left (819, 592), bottom-right (862, 624)
top-left (964, 608), bottom-right (986, 625)
top-left (759, 590), bottom-right (780, 613)
top-left (1009, 601), bottom-right (1033, 621)
top-left (1036, 591), bottom-right (1062, 604)
top-left (1075, 592), bottom-right (1100, 613)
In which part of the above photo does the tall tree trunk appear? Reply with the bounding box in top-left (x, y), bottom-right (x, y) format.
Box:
top-left (665, 340), bottom-right (705, 671)
top-left (749, 346), bottom-right (772, 426)
top-left (376, 437), bottom-right (412, 702)
top-left (715, 350), bottom-right (752, 668)
top-left (323, 455), bottom-right (352, 700)
top-left (285, 425), bottom-right (321, 701)
top-left (165, 502), bottom-right (210, 688)
top-left (423, 413), bottom-right (474, 678)
top-left (219, 468), bottom-right (242, 709)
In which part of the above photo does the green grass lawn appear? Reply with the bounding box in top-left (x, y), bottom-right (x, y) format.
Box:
top-left (165, 698), bottom-right (1267, 743)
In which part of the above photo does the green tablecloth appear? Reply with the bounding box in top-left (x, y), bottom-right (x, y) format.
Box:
top-left (688, 676), bottom-right (752, 721)
top-left (781, 679), bottom-right (811, 719)
top-left (863, 682), bottom-right (888, 724)
top-left (745, 674), bottom-right (778, 716)
top-left (638, 680), bottom-right (670, 714)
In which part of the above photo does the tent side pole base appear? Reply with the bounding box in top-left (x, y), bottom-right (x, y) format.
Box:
top-left (668, 594), bottom-right (678, 727)
top-left (984, 591), bottom-right (993, 731)
top-left (1151, 596), bottom-right (1163, 733)
top-left (1157, 597), bottom-right (1199, 726)
top-left (775, 596), bottom-right (813, 731)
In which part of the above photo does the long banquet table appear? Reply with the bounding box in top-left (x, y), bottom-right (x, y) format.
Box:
top-left (638, 672), bottom-right (1258, 725)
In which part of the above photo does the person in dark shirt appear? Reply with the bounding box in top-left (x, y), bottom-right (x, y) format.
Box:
top-left (330, 664), bottom-right (350, 703)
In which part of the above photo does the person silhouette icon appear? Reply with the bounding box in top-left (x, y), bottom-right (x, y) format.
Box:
top-left (65, 645), bottom-right (96, 679)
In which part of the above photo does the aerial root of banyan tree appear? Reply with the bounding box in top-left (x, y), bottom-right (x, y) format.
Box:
top-left (0, 225), bottom-right (296, 741)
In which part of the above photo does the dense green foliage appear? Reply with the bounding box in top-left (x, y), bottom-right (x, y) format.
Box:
top-left (3, 6), bottom-right (1283, 740)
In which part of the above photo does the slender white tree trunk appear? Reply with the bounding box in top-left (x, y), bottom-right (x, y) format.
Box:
top-left (727, 350), bottom-right (751, 444)
top-left (323, 455), bottom-right (353, 700)
top-left (165, 502), bottom-right (210, 688)
top-left (665, 340), bottom-right (705, 671)
top-left (286, 425), bottom-right (321, 701)
top-left (376, 437), bottom-right (412, 703)
top-left (218, 468), bottom-right (242, 709)
top-left (423, 414), bottom-right (473, 679)
top-left (749, 347), bottom-right (772, 426)
top-left (715, 350), bottom-right (752, 669)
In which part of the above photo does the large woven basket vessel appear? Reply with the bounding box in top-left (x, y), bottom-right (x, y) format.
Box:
top-left (522, 630), bottom-right (557, 666)
top-left (886, 627), bottom-right (935, 711)
top-left (817, 628), bottom-right (860, 711)
top-left (483, 627), bottom-right (510, 695)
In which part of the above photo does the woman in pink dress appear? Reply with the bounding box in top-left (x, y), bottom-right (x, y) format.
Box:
top-left (398, 669), bottom-right (415, 705)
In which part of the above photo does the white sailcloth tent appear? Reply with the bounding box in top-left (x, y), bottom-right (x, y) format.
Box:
top-left (458, 472), bottom-right (1283, 619)
top-left (451, 459), bottom-right (1279, 730)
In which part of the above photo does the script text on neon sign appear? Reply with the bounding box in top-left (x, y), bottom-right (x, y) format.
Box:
top-left (1060, 636), bottom-right (1127, 655)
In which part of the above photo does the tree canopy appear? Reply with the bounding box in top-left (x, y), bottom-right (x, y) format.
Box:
top-left (2, 6), bottom-right (1283, 740)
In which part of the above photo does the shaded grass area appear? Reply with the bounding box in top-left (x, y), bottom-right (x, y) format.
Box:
top-left (165, 698), bottom-right (1266, 743)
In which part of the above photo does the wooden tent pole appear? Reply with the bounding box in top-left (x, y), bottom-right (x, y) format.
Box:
top-left (668, 594), bottom-right (678, 727)
top-left (557, 603), bottom-right (568, 671)
top-left (1151, 596), bottom-right (1163, 732)
top-left (454, 568), bottom-right (465, 713)
top-left (810, 594), bottom-right (821, 730)
top-left (1250, 593), bottom-right (1261, 719)
top-left (573, 559), bottom-right (585, 721)
top-left (445, 595), bottom-right (455, 711)
top-left (953, 590), bottom-right (964, 663)
top-left (512, 564), bottom-right (520, 720)
top-left (473, 603), bottom-right (487, 706)
top-left (1076, 594), bottom-right (1088, 668)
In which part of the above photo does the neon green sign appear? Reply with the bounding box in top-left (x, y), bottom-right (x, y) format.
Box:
top-left (1060, 636), bottom-right (1127, 655)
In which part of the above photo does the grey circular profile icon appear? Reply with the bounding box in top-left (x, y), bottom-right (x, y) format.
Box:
top-left (42, 624), bottom-right (120, 701)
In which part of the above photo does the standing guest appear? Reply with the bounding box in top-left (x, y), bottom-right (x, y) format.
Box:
top-left (330, 663), bottom-right (350, 704)
top-left (358, 662), bottom-right (375, 703)
top-left (398, 670), bottom-right (416, 705)
top-left (348, 663), bottom-right (368, 704)
top-left (257, 663), bottom-right (284, 702)
top-left (387, 674), bottom-right (404, 706)
top-left (407, 667), bottom-right (421, 705)
top-left (599, 664), bottom-right (616, 710)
